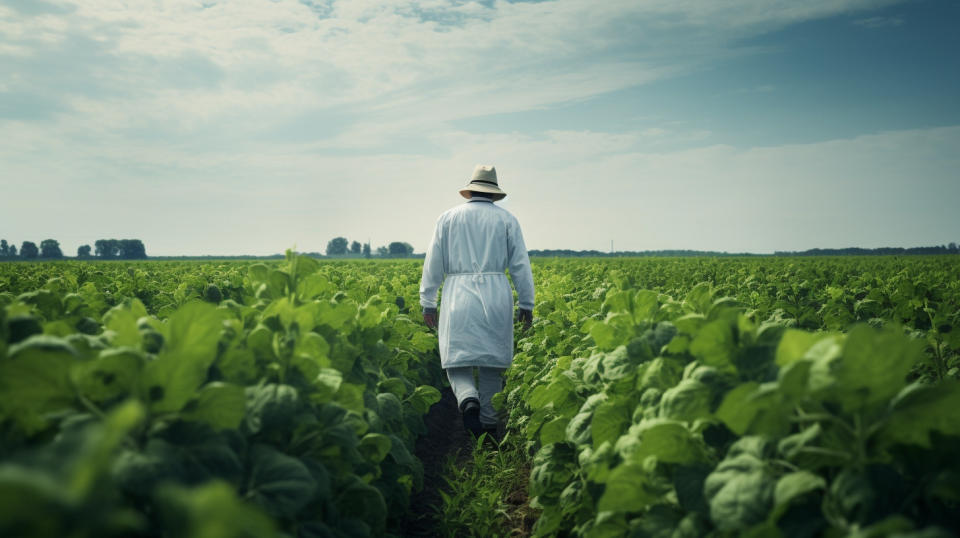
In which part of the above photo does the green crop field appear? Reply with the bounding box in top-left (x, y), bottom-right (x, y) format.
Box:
top-left (1, 255), bottom-right (959, 537)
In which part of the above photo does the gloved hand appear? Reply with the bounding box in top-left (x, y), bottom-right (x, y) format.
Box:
top-left (423, 307), bottom-right (438, 330)
top-left (517, 308), bottom-right (533, 331)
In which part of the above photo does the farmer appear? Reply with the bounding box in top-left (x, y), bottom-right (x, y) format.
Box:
top-left (420, 165), bottom-right (535, 438)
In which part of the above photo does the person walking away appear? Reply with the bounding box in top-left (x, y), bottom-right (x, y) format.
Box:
top-left (420, 165), bottom-right (535, 438)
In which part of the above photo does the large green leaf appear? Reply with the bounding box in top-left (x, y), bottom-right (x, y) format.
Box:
top-left (878, 381), bottom-right (960, 449)
top-left (597, 463), bottom-right (659, 512)
top-left (586, 317), bottom-right (620, 351)
top-left (683, 282), bottom-right (714, 315)
top-left (316, 300), bottom-right (356, 330)
top-left (334, 382), bottom-right (366, 415)
top-left (704, 453), bottom-right (775, 531)
top-left (334, 477), bottom-right (387, 536)
top-left (591, 400), bottom-right (629, 447)
top-left (638, 357), bottom-right (683, 391)
top-left (158, 481), bottom-right (279, 538)
top-left (829, 325), bottom-right (925, 413)
top-left (405, 385), bottom-right (440, 414)
top-left (632, 289), bottom-right (660, 323)
top-left (103, 299), bottom-right (147, 348)
top-left (312, 368), bottom-right (343, 404)
top-left (244, 384), bottom-right (301, 435)
top-left (181, 382), bottom-right (246, 431)
top-left (247, 264), bottom-right (269, 284)
top-left (659, 379), bottom-right (712, 422)
top-left (540, 417), bottom-right (570, 445)
top-left (74, 348), bottom-right (145, 403)
top-left (690, 318), bottom-right (737, 371)
top-left (0, 336), bottom-right (77, 430)
top-left (600, 346), bottom-right (637, 381)
top-left (245, 444), bottom-right (317, 519)
top-left (297, 273), bottom-right (333, 300)
top-left (216, 347), bottom-right (257, 385)
top-left (530, 442), bottom-right (578, 504)
top-left (772, 471), bottom-right (825, 520)
top-left (142, 302), bottom-right (225, 413)
top-left (775, 330), bottom-right (823, 367)
top-left (617, 420), bottom-right (704, 464)
top-left (358, 433), bottom-right (392, 463)
top-left (715, 382), bottom-right (785, 436)
top-left (528, 375), bottom-right (576, 411)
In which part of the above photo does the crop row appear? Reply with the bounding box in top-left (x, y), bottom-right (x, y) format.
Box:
top-left (0, 254), bottom-right (441, 537)
top-left (2, 255), bottom-right (959, 537)
top-left (503, 258), bottom-right (960, 537)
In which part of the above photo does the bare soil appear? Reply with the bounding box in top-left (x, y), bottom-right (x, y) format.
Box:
top-left (394, 387), bottom-right (537, 537)
top-left (395, 387), bottom-right (474, 537)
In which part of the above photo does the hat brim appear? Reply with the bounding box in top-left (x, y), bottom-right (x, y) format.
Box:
top-left (459, 182), bottom-right (506, 201)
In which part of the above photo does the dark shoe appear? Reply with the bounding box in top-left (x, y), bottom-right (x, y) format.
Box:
top-left (460, 398), bottom-right (482, 437)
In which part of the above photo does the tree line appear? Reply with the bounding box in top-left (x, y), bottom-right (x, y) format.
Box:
top-left (0, 239), bottom-right (147, 260)
top-left (773, 244), bottom-right (959, 256)
top-left (320, 237), bottom-right (415, 258)
top-left (529, 244), bottom-right (960, 258)
top-left (528, 249), bottom-right (766, 258)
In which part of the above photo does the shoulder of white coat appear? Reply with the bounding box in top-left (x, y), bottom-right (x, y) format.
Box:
top-left (491, 204), bottom-right (521, 226)
top-left (437, 204), bottom-right (467, 221)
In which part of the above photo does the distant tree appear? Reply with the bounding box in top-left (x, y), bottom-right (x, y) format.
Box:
top-left (119, 239), bottom-right (147, 259)
top-left (20, 241), bottom-right (39, 259)
top-left (388, 242), bottom-right (414, 257)
top-left (95, 239), bottom-right (119, 259)
top-left (92, 239), bottom-right (146, 259)
top-left (9, 244), bottom-right (16, 257)
top-left (326, 237), bottom-right (349, 256)
top-left (350, 240), bottom-right (362, 254)
top-left (0, 239), bottom-right (8, 257)
top-left (363, 242), bottom-right (371, 258)
top-left (40, 239), bottom-right (63, 259)
top-left (376, 245), bottom-right (388, 257)
top-left (950, 242), bottom-right (958, 252)
top-left (77, 244), bottom-right (92, 258)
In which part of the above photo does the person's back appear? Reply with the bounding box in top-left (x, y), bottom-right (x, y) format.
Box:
top-left (432, 199), bottom-right (519, 275)
top-left (420, 165), bottom-right (534, 438)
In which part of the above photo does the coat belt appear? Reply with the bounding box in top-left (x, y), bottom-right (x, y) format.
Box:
top-left (446, 271), bottom-right (505, 283)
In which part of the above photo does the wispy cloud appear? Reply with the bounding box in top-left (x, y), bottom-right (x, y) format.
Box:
top-left (731, 84), bottom-right (776, 95)
top-left (5, 0), bottom-right (949, 256)
top-left (1, 0), bottom-right (907, 144)
top-left (853, 16), bottom-right (905, 28)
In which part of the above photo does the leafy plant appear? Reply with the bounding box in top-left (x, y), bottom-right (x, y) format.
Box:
top-left (501, 257), bottom-right (960, 537)
top-left (0, 253), bottom-right (442, 537)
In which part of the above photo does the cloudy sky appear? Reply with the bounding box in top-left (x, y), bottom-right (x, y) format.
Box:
top-left (1, 0), bottom-right (957, 256)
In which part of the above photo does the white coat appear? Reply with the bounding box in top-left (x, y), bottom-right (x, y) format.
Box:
top-left (419, 198), bottom-right (535, 369)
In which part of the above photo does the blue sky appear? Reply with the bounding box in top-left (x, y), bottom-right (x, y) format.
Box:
top-left (1, 0), bottom-right (957, 255)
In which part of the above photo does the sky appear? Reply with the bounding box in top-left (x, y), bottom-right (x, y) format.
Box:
top-left (1, 0), bottom-right (958, 256)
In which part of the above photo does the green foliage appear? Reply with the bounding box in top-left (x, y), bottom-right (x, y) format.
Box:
top-left (434, 434), bottom-right (532, 538)
top-left (3, 255), bottom-right (960, 536)
top-left (0, 255), bottom-right (443, 536)
top-left (503, 257), bottom-right (960, 537)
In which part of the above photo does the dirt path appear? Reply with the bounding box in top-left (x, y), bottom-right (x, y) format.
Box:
top-left (397, 387), bottom-right (474, 537)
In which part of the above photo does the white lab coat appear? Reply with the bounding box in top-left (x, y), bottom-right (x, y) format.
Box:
top-left (420, 198), bottom-right (535, 369)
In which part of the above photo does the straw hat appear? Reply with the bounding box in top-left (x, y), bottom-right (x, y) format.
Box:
top-left (459, 165), bottom-right (507, 201)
